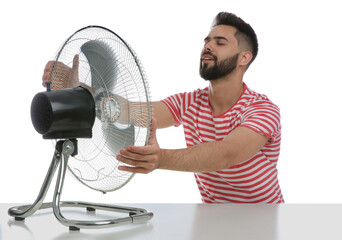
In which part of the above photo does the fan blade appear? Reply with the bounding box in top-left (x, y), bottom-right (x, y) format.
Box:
top-left (81, 40), bottom-right (117, 94)
top-left (102, 123), bottom-right (135, 156)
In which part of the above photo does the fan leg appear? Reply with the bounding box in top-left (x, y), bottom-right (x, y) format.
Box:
top-left (7, 141), bottom-right (63, 219)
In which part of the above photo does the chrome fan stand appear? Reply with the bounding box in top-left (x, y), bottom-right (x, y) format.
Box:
top-left (8, 139), bottom-right (153, 231)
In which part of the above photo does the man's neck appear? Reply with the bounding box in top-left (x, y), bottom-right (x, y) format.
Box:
top-left (208, 72), bottom-right (244, 116)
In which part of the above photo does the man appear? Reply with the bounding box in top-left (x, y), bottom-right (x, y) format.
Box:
top-left (43, 12), bottom-right (283, 203)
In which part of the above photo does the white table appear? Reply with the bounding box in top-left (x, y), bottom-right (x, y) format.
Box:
top-left (1, 203), bottom-right (342, 240)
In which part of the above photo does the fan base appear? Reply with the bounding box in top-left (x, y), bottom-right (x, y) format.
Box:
top-left (8, 140), bottom-right (153, 231)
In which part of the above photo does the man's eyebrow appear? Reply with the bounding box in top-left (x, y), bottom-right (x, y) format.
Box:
top-left (204, 36), bottom-right (229, 42)
top-left (214, 36), bottom-right (229, 41)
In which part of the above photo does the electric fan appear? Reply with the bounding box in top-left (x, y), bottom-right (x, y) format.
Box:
top-left (8, 26), bottom-right (153, 230)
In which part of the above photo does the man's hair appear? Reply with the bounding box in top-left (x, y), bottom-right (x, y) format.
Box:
top-left (212, 12), bottom-right (258, 67)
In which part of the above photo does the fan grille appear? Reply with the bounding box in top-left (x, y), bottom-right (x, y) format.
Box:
top-left (50, 26), bottom-right (151, 192)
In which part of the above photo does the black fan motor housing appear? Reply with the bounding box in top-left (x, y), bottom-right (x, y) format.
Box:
top-left (31, 86), bottom-right (95, 139)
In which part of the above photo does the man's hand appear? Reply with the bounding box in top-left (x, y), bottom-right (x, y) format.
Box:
top-left (117, 118), bottom-right (161, 174)
top-left (42, 54), bottom-right (80, 90)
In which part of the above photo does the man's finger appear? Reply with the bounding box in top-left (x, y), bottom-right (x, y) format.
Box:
top-left (118, 165), bottom-right (151, 174)
top-left (117, 155), bottom-right (155, 171)
top-left (125, 145), bottom-right (155, 155)
top-left (119, 149), bottom-right (147, 161)
top-left (116, 154), bottom-right (144, 166)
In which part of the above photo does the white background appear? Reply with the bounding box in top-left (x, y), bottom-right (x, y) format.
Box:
top-left (1, 0), bottom-right (341, 204)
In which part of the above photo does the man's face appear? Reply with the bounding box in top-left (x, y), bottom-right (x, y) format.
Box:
top-left (200, 25), bottom-right (240, 81)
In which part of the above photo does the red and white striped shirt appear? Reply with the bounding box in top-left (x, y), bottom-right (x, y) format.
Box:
top-left (162, 83), bottom-right (284, 203)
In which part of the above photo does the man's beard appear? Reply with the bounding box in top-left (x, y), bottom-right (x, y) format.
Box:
top-left (200, 53), bottom-right (239, 81)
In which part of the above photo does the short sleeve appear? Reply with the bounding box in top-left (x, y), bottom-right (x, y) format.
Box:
top-left (161, 93), bottom-right (185, 127)
top-left (161, 90), bottom-right (201, 127)
top-left (240, 100), bottom-right (281, 144)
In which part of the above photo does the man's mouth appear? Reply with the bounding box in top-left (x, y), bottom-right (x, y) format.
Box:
top-left (201, 52), bottom-right (216, 63)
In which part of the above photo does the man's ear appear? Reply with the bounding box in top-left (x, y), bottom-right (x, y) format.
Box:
top-left (239, 51), bottom-right (253, 67)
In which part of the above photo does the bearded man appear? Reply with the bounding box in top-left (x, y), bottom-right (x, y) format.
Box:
top-left (43, 12), bottom-right (284, 203)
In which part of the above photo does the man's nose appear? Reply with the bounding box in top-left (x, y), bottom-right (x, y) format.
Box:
top-left (203, 41), bottom-right (213, 52)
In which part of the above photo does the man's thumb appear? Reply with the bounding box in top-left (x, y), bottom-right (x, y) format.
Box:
top-left (68, 54), bottom-right (80, 88)
top-left (149, 118), bottom-right (157, 145)
top-left (72, 54), bottom-right (79, 71)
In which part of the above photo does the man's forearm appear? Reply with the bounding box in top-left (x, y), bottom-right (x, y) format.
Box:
top-left (117, 122), bottom-right (268, 174)
top-left (159, 141), bottom-right (234, 172)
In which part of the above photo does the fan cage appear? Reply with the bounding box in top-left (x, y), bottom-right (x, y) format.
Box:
top-left (50, 26), bottom-right (152, 192)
